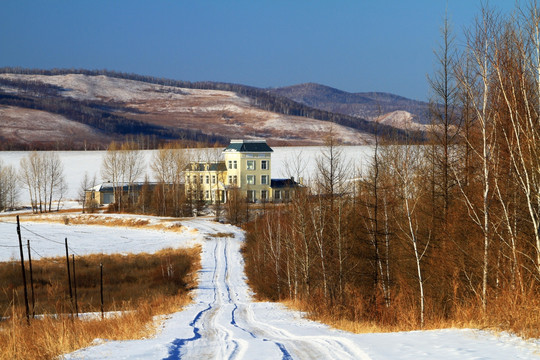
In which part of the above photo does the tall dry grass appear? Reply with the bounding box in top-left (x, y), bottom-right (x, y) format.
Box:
top-left (0, 246), bottom-right (200, 360)
top-left (11, 213), bottom-right (188, 233)
top-left (0, 294), bottom-right (190, 360)
top-left (281, 287), bottom-right (540, 339)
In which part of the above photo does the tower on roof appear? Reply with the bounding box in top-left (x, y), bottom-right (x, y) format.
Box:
top-left (223, 139), bottom-right (272, 203)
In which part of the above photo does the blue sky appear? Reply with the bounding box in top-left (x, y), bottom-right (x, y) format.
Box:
top-left (1, 1), bottom-right (515, 101)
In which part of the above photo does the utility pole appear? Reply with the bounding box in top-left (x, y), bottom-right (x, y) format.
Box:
top-left (27, 239), bottom-right (35, 318)
top-left (72, 254), bottom-right (79, 318)
top-left (100, 262), bottom-right (104, 320)
top-left (65, 237), bottom-right (73, 319)
top-left (16, 216), bottom-right (30, 324)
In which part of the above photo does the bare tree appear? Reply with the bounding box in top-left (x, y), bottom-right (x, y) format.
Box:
top-left (386, 143), bottom-right (429, 327)
top-left (454, 7), bottom-right (499, 311)
top-left (19, 152), bottom-right (66, 213)
top-left (427, 11), bottom-right (461, 222)
top-left (101, 142), bottom-right (122, 209)
top-left (0, 164), bottom-right (19, 211)
top-left (79, 171), bottom-right (97, 213)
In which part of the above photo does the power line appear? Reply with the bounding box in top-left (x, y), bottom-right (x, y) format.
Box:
top-left (20, 225), bottom-right (66, 245)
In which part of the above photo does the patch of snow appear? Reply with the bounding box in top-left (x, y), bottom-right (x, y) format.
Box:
top-left (0, 74), bottom-right (239, 103)
top-left (0, 218), bottom-right (201, 261)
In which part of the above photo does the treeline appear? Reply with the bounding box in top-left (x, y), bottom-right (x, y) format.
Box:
top-left (243, 2), bottom-right (540, 338)
top-left (84, 141), bottom-right (224, 218)
top-left (0, 67), bottom-right (418, 142)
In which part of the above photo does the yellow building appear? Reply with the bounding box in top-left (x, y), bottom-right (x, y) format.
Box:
top-left (185, 139), bottom-right (298, 203)
top-left (184, 162), bottom-right (227, 203)
top-left (223, 139), bottom-right (273, 202)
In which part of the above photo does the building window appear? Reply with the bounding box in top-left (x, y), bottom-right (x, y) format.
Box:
top-left (261, 175), bottom-right (268, 185)
top-left (247, 190), bottom-right (256, 202)
top-left (193, 175), bottom-right (197, 183)
top-left (205, 190), bottom-right (209, 199)
top-left (247, 175), bottom-right (255, 185)
top-left (261, 190), bottom-right (268, 201)
top-left (186, 175), bottom-right (190, 183)
top-left (212, 175), bottom-right (216, 184)
top-left (199, 175), bottom-right (203, 184)
top-left (261, 160), bottom-right (268, 170)
top-left (284, 190), bottom-right (290, 200)
top-left (228, 161), bottom-right (232, 169)
top-left (247, 160), bottom-right (255, 170)
top-left (228, 175), bottom-right (232, 185)
top-left (233, 175), bottom-right (237, 185)
top-left (274, 190), bottom-right (281, 200)
top-left (205, 175), bottom-right (209, 184)
top-left (233, 160), bottom-right (238, 169)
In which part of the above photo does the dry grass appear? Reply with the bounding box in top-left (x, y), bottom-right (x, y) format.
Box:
top-left (206, 232), bottom-right (235, 238)
top-left (11, 213), bottom-right (188, 233)
top-left (0, 246), bottom-right (201, 360)
top-left (281, 289), bottom-right (540, 340)
top-left (0, 294), bottom-right (190, 360)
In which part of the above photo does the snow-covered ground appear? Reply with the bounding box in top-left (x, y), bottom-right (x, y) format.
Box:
top-left (7, 217), bottom-right (527, 360)
top-left (0, 146), bottom-right (374, 205)
top-left (0, 216), bottom-right (199, 261)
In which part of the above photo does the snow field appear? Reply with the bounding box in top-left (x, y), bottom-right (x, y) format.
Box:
top-left (0, 216), bottom-right (200, 261)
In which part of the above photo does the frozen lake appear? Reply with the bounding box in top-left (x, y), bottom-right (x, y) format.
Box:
top-left (0, 146), bottom-right (375, 204)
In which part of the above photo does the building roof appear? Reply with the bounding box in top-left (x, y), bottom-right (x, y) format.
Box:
top-left (88, 182), bottom-right (159, 192)
top-left (224, 139), bottom-right (273, 153)
top-left (185, 161), bottom-right (227, 172)
top-left (271, 178), bottom-right (299, 189)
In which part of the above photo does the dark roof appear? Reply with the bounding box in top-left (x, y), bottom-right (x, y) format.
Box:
top-left (185, 162), bottom-right (227, 172)
top-left (88, 182), bottom-right (159, 192)
top-left (224, 140), bottom-right (273, 153)
top-left (271, 178), bottom-right (299, 189)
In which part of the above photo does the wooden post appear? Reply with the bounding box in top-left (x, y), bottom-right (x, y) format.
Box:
top-left (100, 263), bottom-right (104, 320)
top-left (27, 239), bottom-right (35, 318)
top-left (65, 238), bottom-right (73, 319)
top-left (16, 216), bottom-right (30, 324)
top-left (72, 254), bottom-right (79, 318)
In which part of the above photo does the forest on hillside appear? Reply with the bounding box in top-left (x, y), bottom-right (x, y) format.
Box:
top-left (0, 67), bottom-right (417, 144)
top-left (0, 77), bottom-right (227, 150)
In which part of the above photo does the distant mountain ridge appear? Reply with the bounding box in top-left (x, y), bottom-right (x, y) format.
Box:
top-left (0, 68), bottom-right (424, 150)
top-left (269, 83), bottom-right (431, 126)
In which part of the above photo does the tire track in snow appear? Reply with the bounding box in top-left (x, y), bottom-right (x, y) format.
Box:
top-left (165, 237), bottom-right (243, 360)
top-left (167, 220), bottom-right (370, 359)
top-left (223, 236), bottom-right (293, 360)
top-left (222, 236), bottom-right (371, 360)
top-left (164, 241), bottom-right (221, 359)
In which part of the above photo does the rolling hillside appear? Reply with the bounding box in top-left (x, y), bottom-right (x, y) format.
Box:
top-left (0, 69), bottom-right (420, 149)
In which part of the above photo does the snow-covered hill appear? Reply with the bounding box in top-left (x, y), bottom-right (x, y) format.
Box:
top-left (0, 73), bottom-right (376, 146)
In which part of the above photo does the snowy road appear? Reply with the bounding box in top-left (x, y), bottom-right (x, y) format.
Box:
top-left (65, 219), bottom-right (539, 360)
